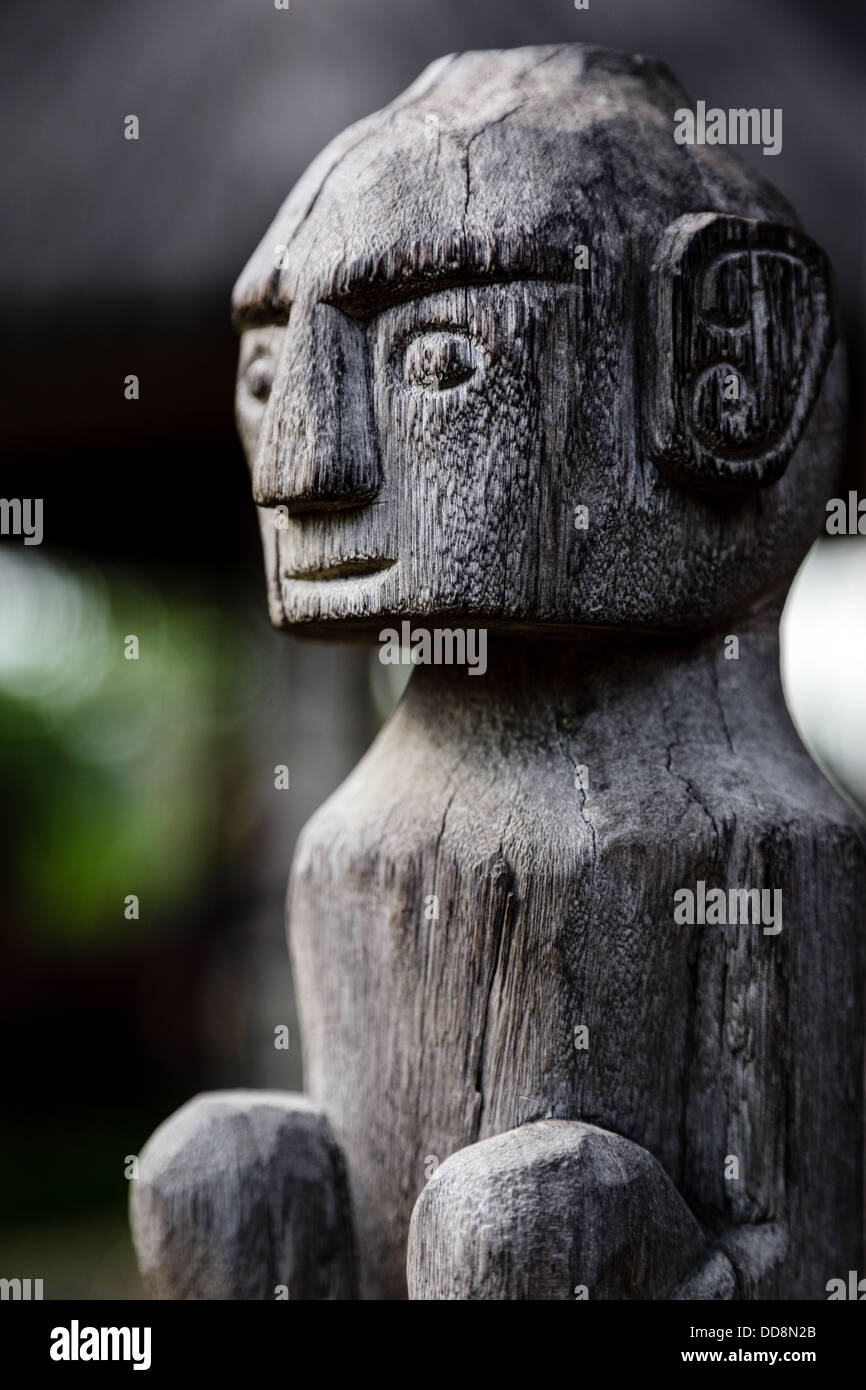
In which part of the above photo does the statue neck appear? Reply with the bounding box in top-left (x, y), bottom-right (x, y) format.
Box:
top-left (396, 607), bottom-right (791, 762)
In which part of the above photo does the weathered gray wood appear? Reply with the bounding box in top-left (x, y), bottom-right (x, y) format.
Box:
top-left (670, 1249), bottom-right (738, 1301)
top-left (133, 42), bottom-right (864, 1301)
top-left (646, 212), bottom-right (834, 491)
top-left (288, 621), bottom-right (864, 1298)
top-left (130, 1092), bottom-right (357, 1299)
top-left (231, 43), bottom-right (838, 640)
top-left (407, 1120), bottom-right (706, 1299)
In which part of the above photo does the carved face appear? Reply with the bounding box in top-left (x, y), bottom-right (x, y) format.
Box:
top-left (233, 46), bottom-right (842, 636)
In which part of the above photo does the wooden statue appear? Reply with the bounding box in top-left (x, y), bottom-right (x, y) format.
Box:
top-left (131, 44), bottom-right (865, 1301)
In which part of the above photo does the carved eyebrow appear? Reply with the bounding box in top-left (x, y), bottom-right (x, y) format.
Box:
top-left (232, 300), bottom-right (292, 333)
top-left (323, 265), bottom-right (563, 320)
top-left (233, 236), bottom-right (577, 331)
top-left (233, 268), bottom-right (563, 331)
top-left (320, 236), bottom-right (576, 318)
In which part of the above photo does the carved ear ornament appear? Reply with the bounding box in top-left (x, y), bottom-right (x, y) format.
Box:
top-left (645, 213), bottom-right (834, 491)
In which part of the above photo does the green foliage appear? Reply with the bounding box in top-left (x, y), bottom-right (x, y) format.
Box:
top-left (0, 551), bottom-right (253, 947)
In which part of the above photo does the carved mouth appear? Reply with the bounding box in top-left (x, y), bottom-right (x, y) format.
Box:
top-left (282, 557), bottom-right (396, 581)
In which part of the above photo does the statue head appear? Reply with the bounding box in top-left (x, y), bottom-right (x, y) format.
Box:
top-left (233, 44), bottom-right (842, 638)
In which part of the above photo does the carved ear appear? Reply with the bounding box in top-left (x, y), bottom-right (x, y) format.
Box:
top-left (645, 213), bottom-right (835, 491)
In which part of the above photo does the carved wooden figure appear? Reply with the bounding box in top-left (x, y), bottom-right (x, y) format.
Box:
top-left (131, 44), bottom-right (865, 1300)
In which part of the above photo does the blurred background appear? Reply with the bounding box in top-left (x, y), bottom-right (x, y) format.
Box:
top-left (0, 0), bottom-right (863, 1297)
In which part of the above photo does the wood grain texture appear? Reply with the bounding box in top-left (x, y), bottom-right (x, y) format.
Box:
top-left (130, 1091), bottom-right (357, 1299)
top-left (670, 1248), bottom-right (738, 1301)
top-left (646, 213), bottom-right (834, 491)
top-left (133, 43), bottom-right (863, 1302)
top-left (231, 43), bottom-right (843, 641)
top-left (407, 1120), bottom-right (706, 1299)
top-left (289, 618), bottom-right (865, 1299)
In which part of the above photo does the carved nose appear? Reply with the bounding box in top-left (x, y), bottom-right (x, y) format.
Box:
top-left (253, 301), bottom-right (380, 513)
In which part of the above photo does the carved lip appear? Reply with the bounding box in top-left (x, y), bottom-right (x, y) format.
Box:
top-left (282, 556), bottom-right (396, 582)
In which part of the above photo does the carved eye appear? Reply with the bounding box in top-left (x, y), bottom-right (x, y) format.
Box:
top-left (401, 331), bottom-right (478, 390)
top-left (246, 354), bottom-right (276, 402)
